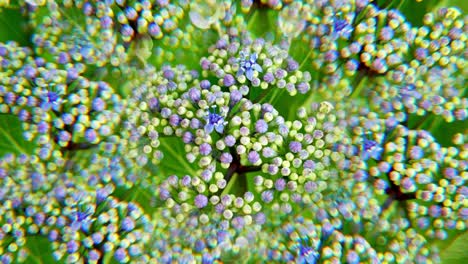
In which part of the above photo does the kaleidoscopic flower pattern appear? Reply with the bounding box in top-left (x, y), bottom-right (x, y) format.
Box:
top-left (0, 1), bottom-right (466, 263)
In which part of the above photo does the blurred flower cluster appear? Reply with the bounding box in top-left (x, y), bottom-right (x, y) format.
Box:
top-left (0, 0), bottom-right (466, 263)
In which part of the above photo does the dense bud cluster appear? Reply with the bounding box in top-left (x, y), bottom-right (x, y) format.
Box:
top-left (0, 0), bottom-right (466, 263)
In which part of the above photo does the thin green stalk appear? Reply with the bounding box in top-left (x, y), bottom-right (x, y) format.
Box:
top-left (221, 172), bottom-right (239, 196)
top-left (299, 49), bottom-right (313, 70)
top-left (350, 74), bottom-right (367, 99)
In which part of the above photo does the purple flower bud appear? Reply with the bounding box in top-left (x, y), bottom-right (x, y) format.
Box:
top-left (121, 217), bottom-right (135, 232)
top-left (460, 208), bottom-right (468, 220)
top-left (261, 190), bottom-right (274, 203)
top-left (190, 118), bottom-right (201, 129)
top-left (289, 141), bottom-right (302, 153)
top-left (23, 65), bottom-right (37, 79)
top-left (225, 135), bottom-right (236, 147)
top-left (89, 250), bottom-right (100, 261)
top-left (230, 89), bottom-right (242, 105)
top-left (18, 109), bottom-right (30, 121)
top-left (67, 68), bottom-right (79, 80)
top-left (58, 52), bottom-right (70, 64)
top-left (248, 151), bottom-right (260, 164)
top-left (262, 147), bottom-right (276, 158)
top-left (286, 59), bottom-right (299, 71)
top-left (163, 69), bottom-right (175, 80)
top-left (232, 216), bottom-right (245, 230)
top-left (415, 48), bottom-right (428, 60)
top-left (274, 69), bottom-right (286, 79)
top-left (0, 46), bottom-right (7, 56)
top-left (67, 240), bottom-right (79, 253)
top-left (121, 24), bottom-right (134, 37)
top-left (58, 131), bottom-right (72, 143)
top-left (346, 251), bottom-right (360, 264)
top-left (159, 188), bottom-right (170, 200)
top-left (48, 230), bottom-right (59, 241)
top-left (324, 50), bottom-right (338, 62)
top-left (267, 164), bottom-right (279, 174)
top-left (254, 212), bottom-right (266, 224)
top-left (182, 132), bottom-right (193, 143)
top-left (148, 23), bottom-right (161, 37)
top-left (379, 27), bottom-right (394, 41)
top-left (100, 16), bottom-right (113, 29)
top-left (199, 143), bottom-right (212, 156)
top-left (4, 92), bottom-right (16, 105)
top-left (401, 177), bottom-right (415, 192)
top-left (223, 74), bottom-right (235, 87)
top-left (195, 239), bottom-right (206, 252)
top-left (275, 178), bottom-right (286, 191)
top-left (160, 108), bottom-right (172, 118)
top-left (189, 87), bottom-right (201, 102)
top-left (443, 168), bottom-right (457, 179)
top-left (181, 175), bottom-right (191, 187)
top-left (114, 248), bottom-right (127, 262)
top-left (297, 82), bottom-right (309, 94)
top-left (255, 119), bottom-right (268, 133)
top-left (354, 170), bottom-right (368, 182)
top-left (92, 97), bottom-right (105, 111)
top-left (263, 72), bottom-right (275, 83)
top-left (409, 146), bottom-right (424, 160)
top-left (169, 114), bottom-right (181, 126)
top-left (125, 7), bottom-right (138, 20)
top-left (429, 205), bottom-right (442, 218)
top-left (85, 129), bottom-right (97, 142)
top-left (304, 181), bottom-right (317, 193)
top-left (220, 152), bottom-right (233, 163)
top-left (322, 221), bottom-right (335, 239)
top-left (194, 194), bottom-right (209, 209)
top-left (96, 188), bottom-right (109, 203)
top-left (201, 170), bottom-right (212, 182)
top-left (201, 58), bottom-right (211, 70)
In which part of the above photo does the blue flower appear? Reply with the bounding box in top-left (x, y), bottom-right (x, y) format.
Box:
top-left (332, 18), bottom-right (353, 39)
top-left (237, 52), bottom-right (262, 81)
top-left (399, 84), bottom-right (422, 101)
top-left (361, 138), bottom-right (383, 161)
top-left (41, 91), bottom-right (62, 111)
top-left (71, 207), bottom-right (93, 231)
top-left (298, 244), bottom-right (319, 264)
top-left (204, 107), bottom-right (227, 134)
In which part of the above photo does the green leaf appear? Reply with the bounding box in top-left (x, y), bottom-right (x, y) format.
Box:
top-left (0, 5), bottom-right (31, 46)
top-left (158, 136), bottom-right (198, 177)
top-left (0, 114), bottom-right (34, 156)
top-left (441, 231), bottom-right (468, 264)
top-left (247, 9), bottom-right (278, 40)
top-left (24, 236), bottom-right (57, 264)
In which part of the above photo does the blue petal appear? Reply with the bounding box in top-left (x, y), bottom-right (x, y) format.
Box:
top-left (215, 124), bottom-right (224, 133)
top-left (250, 53), bottom-right (257, 62)
top-left (246, 69), bottom-right (254, 81)
top-left (253, 63), bottom-right (263, 72)
top-left (205, 124), bottom-right (214, 134)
